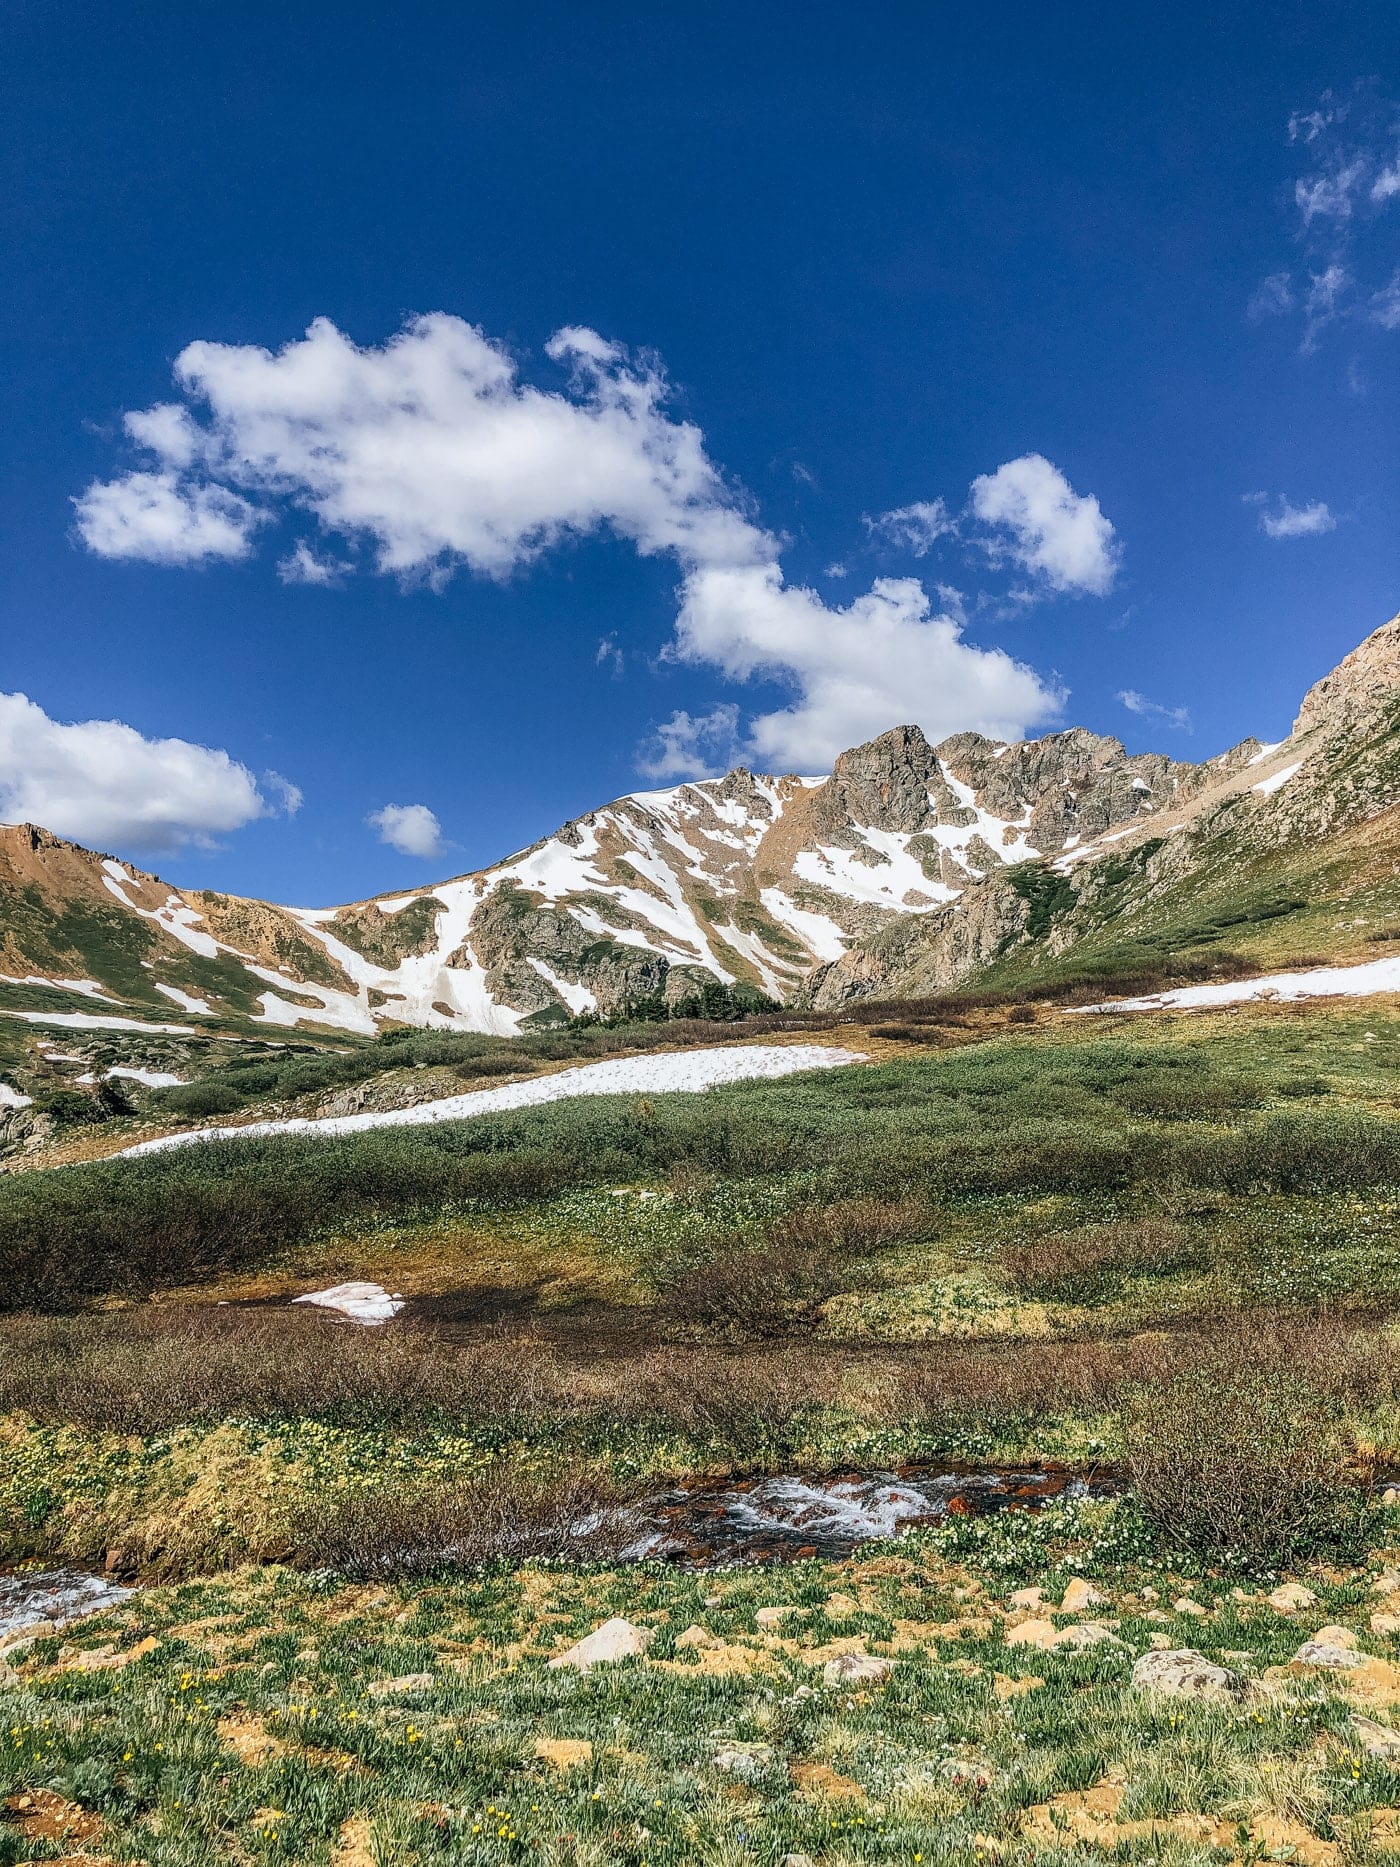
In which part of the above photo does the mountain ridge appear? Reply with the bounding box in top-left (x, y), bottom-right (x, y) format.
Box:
top-left (2, 610), bottom-right (1398, 1044)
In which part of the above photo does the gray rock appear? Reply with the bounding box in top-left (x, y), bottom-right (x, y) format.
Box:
top-left (1131, 1647), bottom-right (1238, 1700)
top-left (1353, 1715), bottom-right (1400, 1759)
top-left (822, 1652), bottom-right (896, 1686)
top-left (713, 1741), bottom-right (774, 1779)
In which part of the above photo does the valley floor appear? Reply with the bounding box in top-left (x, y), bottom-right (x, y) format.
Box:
top-left (6, 995), bottom-right (1400, 1860)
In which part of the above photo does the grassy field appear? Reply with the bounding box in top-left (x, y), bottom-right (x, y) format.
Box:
top-left (6, 997), bottom-right (1400, 1861)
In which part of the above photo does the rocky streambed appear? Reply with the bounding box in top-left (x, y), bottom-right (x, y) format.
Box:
top-left (622, 1463), bottom-right (1116, 1567)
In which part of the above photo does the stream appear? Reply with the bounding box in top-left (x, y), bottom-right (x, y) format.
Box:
top-left (0, 1466), bottom-right (1115, 1638)
top-left (622, 1463), bottom-right (1116, 1566)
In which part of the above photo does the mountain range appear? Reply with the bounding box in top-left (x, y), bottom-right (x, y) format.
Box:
top-left (3, 610), bottom-right (1400, 1049)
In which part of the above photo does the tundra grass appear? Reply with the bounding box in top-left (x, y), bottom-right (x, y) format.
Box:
top-left (5, 1512), bottom-right (1400, 1866)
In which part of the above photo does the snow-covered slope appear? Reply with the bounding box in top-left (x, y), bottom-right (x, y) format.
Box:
top-left (5, 609), bottom-right (1400, 1037)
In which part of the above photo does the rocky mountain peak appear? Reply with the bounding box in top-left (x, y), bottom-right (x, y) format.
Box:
top-left (1294, 611), bottom-right (1400, 740)
top-left (813, 724), bottom-right (939, 838)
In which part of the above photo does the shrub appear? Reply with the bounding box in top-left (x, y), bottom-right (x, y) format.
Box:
top-left (291, 1467), bottom-right (636, 1576)
top-left (1120, 1353), bottom-right (1368, 1565)
top-left (663, 1243), bottom-right (851, 1339)
top-left (999, 1217), bottom-right (1190, 1297)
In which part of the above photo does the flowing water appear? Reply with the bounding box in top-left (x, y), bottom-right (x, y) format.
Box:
top-left (622, 1463), bottom-right (1117, 1566)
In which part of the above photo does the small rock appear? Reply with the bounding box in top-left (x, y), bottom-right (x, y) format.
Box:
top-left (1141, 1585), bottom-right (1159, 1601)
top-left (367, 1671), bottom-right (434, 1695)
top-left (1175, 1598), bottom-right (1209, 1618)
top-left (675, 1624), bottom-right (716, 1650)
top-left (714, 1741), bottom-right (774, 1779)
top-left (1374, 1572), bottom-right (1400, 1597)
top-left (755, 1606), bottom-right (801, 1628)
top-left (1055, 1622), bottom-right (1123, 1649)
top-left (548, 1618), bottom-right (654, 1671)
top-left (940, 1757), bottom-right (995, 1788)
top-left (1382, 1490), bottom-right (1399, 1509)
top-left (1314, 1625), bottom-right (1360, 1650)
top-left (1005, 1617), bottom-right (1061, 1650)
top-left (1131, 1647), bottom-right (1238, 1700)
top-left (1371, 1613), bottom-right (1400, 1637)
top-left (1146, 1609), bottom-right (1173, 1623)
top-left (824, 1593), bottom-right (860, 1618)
top-left (1292, 1638), bottom-right (1366, 1670)
top-left (1006, 1617), bottom-right (1121, 1650)
top-left (1231, 1587), bottom-right (1254, 1602)
top-left (1269, 1584), bottom-right (1318, 1613)
top-left (1061, 1579), bottom-right (1109, 1613)
top-left (1149, 1633), bottom-right (1173, 1650)
top-left (823, 1652), bottom-right (895, 1686)
top-left (779, 1855), bottom-right (818, 1867)
top-left (1353, 1714), bottom-right (1400, 1760)
top-left (1009, 1586), bottom-right (1044, 1610)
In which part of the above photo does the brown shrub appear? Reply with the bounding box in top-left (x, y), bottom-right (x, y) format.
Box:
top-left (998, 1217), bottom-right (1190, 1296)
top-left (292, 1466), bottom-right (636, 1577)
top-left (1121, 1339), bottom-right (1367, 1563)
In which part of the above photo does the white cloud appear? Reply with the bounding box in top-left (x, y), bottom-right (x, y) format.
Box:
top-left (72, 470), bottom-right (259, 564)
top-left (1247, 492), bottom-right (1337, 539)
top-left (1267, 93), bottom-right (1400, 350)
top-left (367, 802), bottom-right (446, 858)
top-left (1295, 158), bottom-right (1369, 225)
top-left (671, 566), bottom-right (1061, 770)
top-left (77, 315), bottom-right (1108, 775)
top-left (1370, 271), bottom-right (1400, 330)
top-left (0, 692), bottom-right (291, 851)
top-left (864, 498), bottom-right (956, 556)
top-left (968, 454), bottom-right (1119, 596)
top-left (1247, 271), bottom-right (1294, 320)
top-left (278, 541), bottom-right (348, 585)
top-left (596, 635), bottom-right (625, 678)
top-left (1117, 690), bottom-right (1191, 731)
top-left (637, 705), bottom-right (742, 781)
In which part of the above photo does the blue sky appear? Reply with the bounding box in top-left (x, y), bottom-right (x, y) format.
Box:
top-left (2, 0), bottom-right (1397, 903)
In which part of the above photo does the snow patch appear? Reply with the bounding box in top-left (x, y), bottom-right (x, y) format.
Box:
top-left (1070, 954), bottom-right (1400, 1016)
top-left (154, 983), bottom-right (214, 1015)
top-left (0, 1082), bottom-right (33, 1109)
top-left (120, 1044), bottom-right (863, 1157)
top-left (0, 1009), bottom-right (200, 1035)
top-left (1253, 761), bottom-right (1303, 797)
top-left (293, 1281), bottom-right (405, 1326)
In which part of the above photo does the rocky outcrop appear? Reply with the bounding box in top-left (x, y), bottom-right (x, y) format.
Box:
top-left (1294, 611), bottom-right (1400, 739)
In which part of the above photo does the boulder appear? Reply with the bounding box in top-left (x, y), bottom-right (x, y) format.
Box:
top-left (548, 1618), bottom-right (654, 1671)
top-left (1292, 1637), bottom-right (1366, 1670)
top-left (1131, 1647), bottom-right (1238, 1701)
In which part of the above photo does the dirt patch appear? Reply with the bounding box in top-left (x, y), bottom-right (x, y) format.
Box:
top-left (4, 1788), bottom-right (103, 1845)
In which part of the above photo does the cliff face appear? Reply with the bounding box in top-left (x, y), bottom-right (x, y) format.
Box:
top-left (804, 612), bottom-right (1400, 1008)
top-left (3, 612), bottom-right (1399, 1037)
